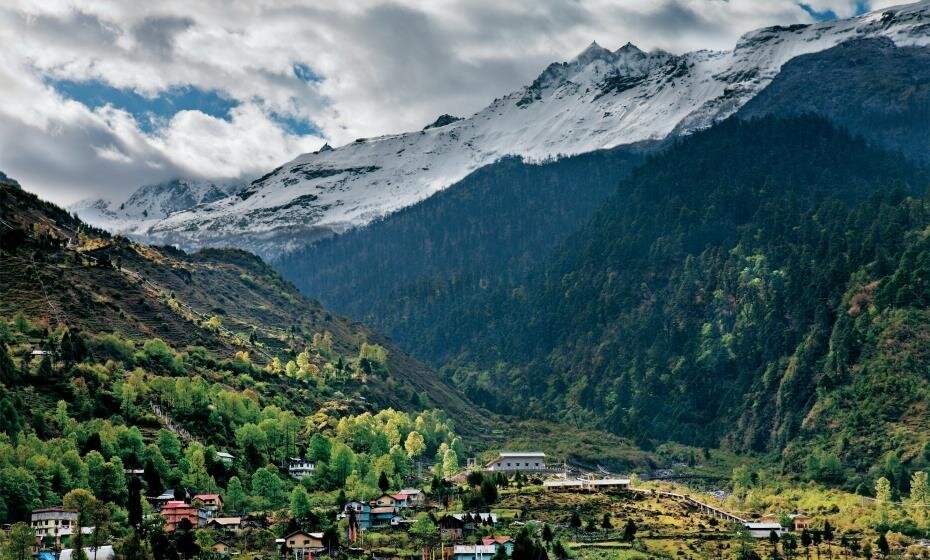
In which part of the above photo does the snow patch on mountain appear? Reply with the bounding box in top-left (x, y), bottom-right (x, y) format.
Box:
top-left (71, 179), bottom-right (243, 236)
top-left (90, 1), bottom-right (930, 258)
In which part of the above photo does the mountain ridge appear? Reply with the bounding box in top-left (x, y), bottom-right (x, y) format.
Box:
top-left (72, 0), bottom-right (930, 258)
top-left (70, 178), bottom-right (243, 237)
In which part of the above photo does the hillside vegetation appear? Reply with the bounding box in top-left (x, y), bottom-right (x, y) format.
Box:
top-left (276, 148), bottom-right (643, 362)
top-left (443, 116), bottom-right (930, 485)
top-left (278, 115), bottom-right (930, 490)
top-left (0, 181), bottom-right (488, 435)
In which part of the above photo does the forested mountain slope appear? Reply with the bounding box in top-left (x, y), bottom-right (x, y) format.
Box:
top-left (275, 148), bottom-right (643, 360)
top-left (0, 178), bottom-right (656, 470)
top-left (278, 34), bottom-right (930, 370)
top-left (0, 179), bottom-right (487, 435)
top-left (738, 38), bottom-right (930, 163)
top-left (436, 116), bottom-right (930, 480)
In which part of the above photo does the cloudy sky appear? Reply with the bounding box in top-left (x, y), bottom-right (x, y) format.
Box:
top-left (0, 0), bottom-right (903, 204)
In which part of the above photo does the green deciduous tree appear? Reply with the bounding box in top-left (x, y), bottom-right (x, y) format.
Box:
top-left (442, 449), bottom-right (458, 477)
top-left (404, 431), bottom-right (425, 459)
top-left (251, 467), bottom-right (285, 509)
top-left (224, 476), bottom-right (247, 514)
top-left (290, 486), bottom-right (313, 524)
top-left (910, 471), bottom-right (929, 526)
top-left (4, 523), bottom-right (34, 560)
top-left (0, 467), bottom-right (39, 522)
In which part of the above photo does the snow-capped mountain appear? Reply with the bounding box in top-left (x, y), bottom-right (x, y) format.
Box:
top-left (71, 179), bottom-right (242, 236)
top-left (99, 1), bottom-right (930, 258)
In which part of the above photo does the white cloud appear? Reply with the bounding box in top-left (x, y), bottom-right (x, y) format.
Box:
top-left (0, 0), bottom-right (888, 204)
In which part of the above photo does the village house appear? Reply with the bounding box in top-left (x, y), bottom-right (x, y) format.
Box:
top-left (282, 530), bottom-right (324, 556)
top-left (341, 501), bottom-right (372, 530)
top-left (483, 536), bottom-right (513, 552)
top-left (371, 492), bottom-right (408, 508)
top-left (206, 517), bottom-right (242, 532)
top-left (438, 515), bottom-right (465, 541)
top-left (240, 515), bottom-right (268, 530)
top-left (790, 514), bottom-right (812, 532)
top-left (30, 507), bottom-right (96, 550)
top-left (369, 506), bottom-right (398, 528)
top-left (390, 515), bottom-right (412, 528)
top-left (744, 522), bottom-right (787, 539)
top-left (216, 451), bottom-right (235, 466)
top-left (439, 513), bottom-right (499, 541)
top-left (398, 488), bottom-right (426, 508)
top-left (152, 489), bottom-right (186, 511)
top-left (757, 513), bottom-right (812, 532)
top-left (287, 457), bottom-right (316, 480)
top-left (452, 544), bottom-right (498, 559)
top-left (161, 501), bottom-right (199, 532)
top-left (192, 494), bottom-right (223, 514)
top-left (211, 541), bottom-right (231, 556)
top-left (31, 507), bottom-right (78, 546)
top-left (485, 451), bottom-right (547, 472)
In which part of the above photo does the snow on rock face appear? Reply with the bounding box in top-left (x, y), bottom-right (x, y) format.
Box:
top-left (71, 179), bottom-right (242, 236)
top-left (121, 1), bottom-right (930, 258)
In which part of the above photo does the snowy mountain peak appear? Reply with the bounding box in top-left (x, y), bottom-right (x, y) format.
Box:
top-left (573, 40), bottom-right (614, 64)
top-left (424, 114), bottom-right (464, 130)
top-left (70, 178), bottom-right (243, 236)
top-left (615, 41), bottom-right (643, 55)
top-left (77, 1), bottom-right (930, 259)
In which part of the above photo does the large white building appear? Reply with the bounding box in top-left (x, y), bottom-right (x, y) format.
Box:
top-left (451, 544), bottom-right (498, 560)
top-left (32, 508), bottom-right (78, 541)
top-left (288, 457), bottom-right (316, 479)
top-left (744, 522), bottom-right (787, 539)
top-left (485, 451), bottom-right (547, 472)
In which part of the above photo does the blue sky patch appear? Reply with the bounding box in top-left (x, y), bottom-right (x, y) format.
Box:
top-left (49, 79), bottom-right (239, 132)
top-left (799, 2), bottom-right (870, 21)
top-left (270, 111), bottom-right (320, 136)
top-left (50, 78), bottom-right (320, 137)
top-left (293, 63), bottom-right (320, 83)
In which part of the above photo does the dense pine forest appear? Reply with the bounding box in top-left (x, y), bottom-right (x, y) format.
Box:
top-left (281, 115), bottom-right (930, 488)
top-left (276, 148), bottom-right (643, 361)
top-left (737, 38), bottom-right (930, 164)
top-left (448, 116), bottom-right (930, 480)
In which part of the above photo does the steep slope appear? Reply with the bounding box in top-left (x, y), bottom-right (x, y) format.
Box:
top-left (738, 37), bottom-right (930, 162)
top-left (0, 178), bottom-right (487, 435)
top-left (70, 178), bottom-right (242, 237)
top-left (96, 1), bottom-right (930, 258)
top-left (275, 147), bottom-right (643, 358)
top-left (435, 116), bottom-right (930, 474)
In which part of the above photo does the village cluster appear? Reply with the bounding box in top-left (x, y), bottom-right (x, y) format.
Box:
top-left (19, 450), bottom-right (824, 560)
